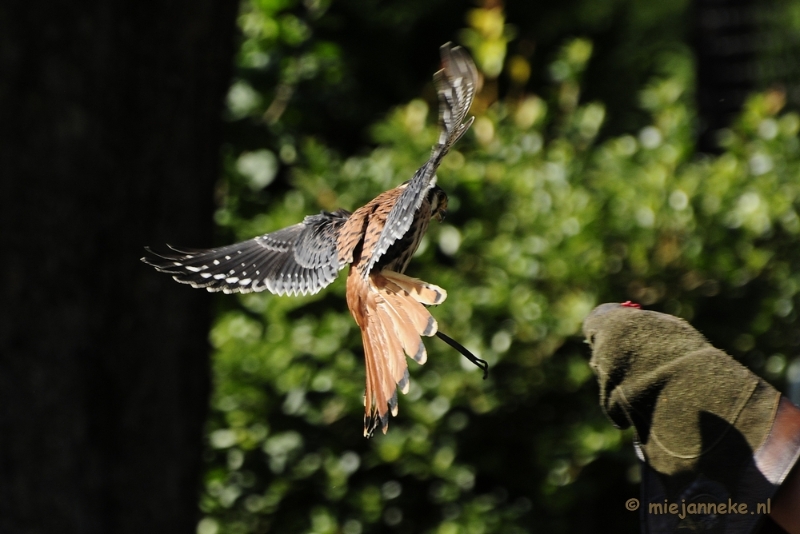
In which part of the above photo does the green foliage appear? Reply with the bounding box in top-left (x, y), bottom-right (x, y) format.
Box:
top-left (199, 5), bottom-right (800, 534)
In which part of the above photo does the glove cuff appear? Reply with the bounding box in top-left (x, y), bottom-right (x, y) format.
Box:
top-left (640, 397), bottom-right (800, 534)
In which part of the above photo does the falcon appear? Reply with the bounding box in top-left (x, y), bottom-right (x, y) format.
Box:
top-left (143, 43), bottom-right (484, 437)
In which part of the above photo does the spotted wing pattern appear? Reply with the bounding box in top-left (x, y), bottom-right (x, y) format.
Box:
top-left (363, 42), bottom-right (478, 275)
top-left (142, 209), bottom-right (351, 296)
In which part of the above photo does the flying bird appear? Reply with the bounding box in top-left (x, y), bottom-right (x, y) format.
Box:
top-left (143, 43), bottom-right (484, 437)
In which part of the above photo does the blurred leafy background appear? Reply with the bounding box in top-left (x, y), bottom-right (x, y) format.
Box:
top-left (197, 0), bottom-right (800, 532)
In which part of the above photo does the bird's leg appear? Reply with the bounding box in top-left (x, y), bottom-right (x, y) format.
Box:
top-left (435, 331), bottom-right (489, 379)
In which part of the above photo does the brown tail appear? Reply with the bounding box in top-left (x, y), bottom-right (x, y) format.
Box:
top-left (346, 268), bottom-right (447, 437)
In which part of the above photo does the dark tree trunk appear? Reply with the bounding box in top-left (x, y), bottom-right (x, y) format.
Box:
top-left (692, 0), bottom-right (800, 152)
top-left (0, 1), bottom-right (238, 532)
top-left (693, 0), bottom-right (759, 153)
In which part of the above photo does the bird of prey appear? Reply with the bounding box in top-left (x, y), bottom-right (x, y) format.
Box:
top-left (143, 43), bottom-right (483, 437)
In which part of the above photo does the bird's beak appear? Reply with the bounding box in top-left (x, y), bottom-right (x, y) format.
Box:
top-left (435, 209), bottom-right (447, 222)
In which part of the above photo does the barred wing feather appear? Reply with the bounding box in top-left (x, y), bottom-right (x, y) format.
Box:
top-left (363, 42), bottom-right (478, 275)
top-left (142, 209), bottom-right (351, 296)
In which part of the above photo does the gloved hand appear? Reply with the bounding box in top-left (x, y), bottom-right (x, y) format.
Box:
top-left (583, 303), bottom-right (800, 534)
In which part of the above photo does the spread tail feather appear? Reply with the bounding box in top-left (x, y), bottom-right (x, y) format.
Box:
top-left (347, 269), bottom-right (444, 437)
top-left (382, 270), bottom-right (447, 305)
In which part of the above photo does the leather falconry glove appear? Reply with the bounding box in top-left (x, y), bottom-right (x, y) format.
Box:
top-left (583, 303), bottom-right (800, 534)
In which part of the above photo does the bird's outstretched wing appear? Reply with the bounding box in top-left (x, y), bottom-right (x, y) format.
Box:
top-left (142, 209), bottom-right (351, 296)
top-left (363, 42), bottom-right (478, 275)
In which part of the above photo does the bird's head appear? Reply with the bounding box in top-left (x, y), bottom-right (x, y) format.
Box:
top-left (428, 185), bottom-right (448, 222)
